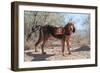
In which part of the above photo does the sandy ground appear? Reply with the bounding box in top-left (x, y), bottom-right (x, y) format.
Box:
top-left (24, 45), bottom-right (90, 61)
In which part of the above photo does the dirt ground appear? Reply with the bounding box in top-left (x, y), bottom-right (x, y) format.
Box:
top-left (24, 45), bottom-right (90, 61)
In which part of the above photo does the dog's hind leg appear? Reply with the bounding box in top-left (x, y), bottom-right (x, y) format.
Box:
top-left (41, 34), bottom-right (49, 54)
top-left (34, 29), bottom-right (43, 52)
top-left (35, 38), bottom-right (42, 52)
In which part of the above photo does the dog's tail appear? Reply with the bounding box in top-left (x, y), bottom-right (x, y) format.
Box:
top-left (26, 25), bottom-right (41, 41)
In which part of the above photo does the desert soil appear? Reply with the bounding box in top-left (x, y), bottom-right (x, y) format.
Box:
top-left (24, 45), bottom-right (90, 61)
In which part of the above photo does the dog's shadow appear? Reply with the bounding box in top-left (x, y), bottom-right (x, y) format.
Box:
top-left (72, 45), bottom-right (90, 52)
top-left (26, 52), bottom-right (54, 61)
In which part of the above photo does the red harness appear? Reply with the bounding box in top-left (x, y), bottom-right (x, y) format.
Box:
top-left (55, 27), bottom-right (65, 35)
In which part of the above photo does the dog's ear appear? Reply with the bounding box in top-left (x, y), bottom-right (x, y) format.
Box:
top-left (73, 25), bottom-right (75, 33)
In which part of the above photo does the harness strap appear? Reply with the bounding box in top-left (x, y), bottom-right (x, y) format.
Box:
top-left (55, 27), bottom-right (65, 35)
